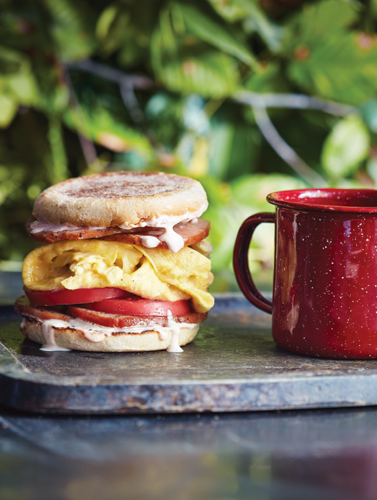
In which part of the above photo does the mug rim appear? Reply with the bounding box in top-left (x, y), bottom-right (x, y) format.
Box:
top-left (267, 188), bottom-right (377, 213)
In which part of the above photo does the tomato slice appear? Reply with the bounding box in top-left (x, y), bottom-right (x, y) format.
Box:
top-left (83, 297), bottom-right (191, 317)
top-left (24, 287), bottom-right (131, 307)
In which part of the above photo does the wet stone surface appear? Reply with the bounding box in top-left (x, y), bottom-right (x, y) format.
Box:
top-left (1, 296), bottom-right (377, 413)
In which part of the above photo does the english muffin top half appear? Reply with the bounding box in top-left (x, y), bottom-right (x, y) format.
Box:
top-left (33, 172), bottom-right (208, 228)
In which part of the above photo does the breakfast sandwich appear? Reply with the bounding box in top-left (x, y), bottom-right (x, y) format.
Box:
top-left (15, 171), bottom-right (214, 352)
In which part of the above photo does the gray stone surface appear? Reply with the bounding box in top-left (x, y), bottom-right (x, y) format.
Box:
top-left (2, 296), bottom-right (377, 413)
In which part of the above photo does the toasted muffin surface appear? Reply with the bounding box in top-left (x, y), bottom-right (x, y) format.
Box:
top-left (33, 171), bottom-right (208, 227)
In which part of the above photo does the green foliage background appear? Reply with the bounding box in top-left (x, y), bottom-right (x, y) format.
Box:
top-left (1, 0), bottom-right (377, 290)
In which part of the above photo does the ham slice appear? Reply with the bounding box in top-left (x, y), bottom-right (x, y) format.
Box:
top-left (26, 217), bottom-right (124, 242)
top-left (15, 296), bottom-right (72, 322)
top-left (26, 216), bottom-right (210, 249)
top-left (15, 296), bottom-right (207, 329)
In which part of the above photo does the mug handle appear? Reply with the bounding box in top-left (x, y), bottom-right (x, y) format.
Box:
top-left (233, 212), bottom-right (276, 314)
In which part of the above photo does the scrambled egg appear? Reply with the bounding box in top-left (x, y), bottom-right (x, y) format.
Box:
top-left (22, 240), bottom-right (214, 313)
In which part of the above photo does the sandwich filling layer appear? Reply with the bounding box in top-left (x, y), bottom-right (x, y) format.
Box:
top-left (22, 240), bottom-right (214, 313)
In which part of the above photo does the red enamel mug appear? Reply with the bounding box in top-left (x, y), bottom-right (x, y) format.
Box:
top-left (233, 188), bottom-right (377, 359)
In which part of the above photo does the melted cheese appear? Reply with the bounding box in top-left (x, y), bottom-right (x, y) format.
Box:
top-left (22, 240), bottom-right (214, 313)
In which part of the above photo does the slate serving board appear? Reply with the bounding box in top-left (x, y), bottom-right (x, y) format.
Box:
top-left (2, 295), bottom-right (377, 414)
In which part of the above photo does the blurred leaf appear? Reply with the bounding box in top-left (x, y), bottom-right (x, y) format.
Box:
top-left (44, 0), bottom-right (97, 61)
top-left (152, 32), bottom-right (239, 98)
top-left (359, 99), bottom-right (377, 133)
top-left (145, 93), bottom-right (186, 150)
top-left (207, 0), bottom-right (247, 22)
top-left (96, 1), bottom-right (158, 68)
top-left (206, 203), bottom-right (245, 271)
top-left (112, 150), bottom-right (147, 171)
top-left (230, 173), bottom-right (306, 209)
top-left (243, 12), bottom-right (284, 52)
top-left (97, 7), bottom-right (130, 56)
top-left (48, 114), bottom-right (69, 183)
top-left (237, 0), bottom-right (284, 51)
top-left (0, 46), bottom-right (38, 109)
top-left (0, 46), bottom-right (23, 75)
top-left (204, 173), bottom-right (305, 274)
top-left (5, 70), bottom-right (37, 106)
top-left (30, 55), bottom-right (70, 112)
top-left (227, 172), bottom-right (306, 288)
top-left (201, 176), bottom-right (245, 272)
top-left (186, 137), bottom-right (210, 176)
top-left (0, 57), bottom-right (38, 110)
top-left (117, 40), bottom-right (146, 68)
top-left (173, 2), bottom-right (259, 69)
top-left (65, 105), bottom-right (154, 160)
top-left (182, 95), bottom-right (211, 135)
top-left (243, 61), bottom-right (289, 93)
top-left (200, 175), bottom-right (232, 207)
top-left (96, 4), bottom-right (118, 40)
top-left (288, 0), bottom-right (357, 36)
top-left (0, 95), bottom-right (17, 127)
top-left (282, 0), bottom-right (377, 104)
top-left (225, 124), bottom-right (260, 180)
top-left (0, 4), bottom-right (53, 53)
top-left (367, 156), bottom-right (377, 186)
top-left (66, 68), bottom-right (155, 160)
top-left (208, 107), bottom-right (261, 180)
top-left (208, 0), bottom-right (285, 51)
top-left (151, 2), bottom-right (256, 96)
top-left (322, 115), bottom-right (370, 179)
top-left (0, 165), bottom-right (25, 205)
top-left (208, 120), bottom-right (234, 178)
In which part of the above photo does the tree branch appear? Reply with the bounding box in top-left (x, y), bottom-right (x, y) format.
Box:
top-left (66, 59), bottom-right (155, 89)
top-left (65, 60), bottom-right (354, 184)
top-left (234, 90), bottom-right (355, 117)
top-left (253, 107), bottom-right (327, 187)
top-left (66, 60), bottom-right (153, 125)
top-left (69, 60), bottom-right (355, 118)
top-left (119, 82), bottom-right (144, 123)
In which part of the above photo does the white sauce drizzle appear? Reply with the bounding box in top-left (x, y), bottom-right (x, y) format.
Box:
top-left (138, 235), bottom-right (160, 248)
top-left (166, 310), bottom-right (183, 353)
top-left (119, 205), bottom-right (208, 253)
top-left (40, 319), bottom-right (71, 351)
top-left (23, 314), bottom-right (196, 352)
